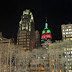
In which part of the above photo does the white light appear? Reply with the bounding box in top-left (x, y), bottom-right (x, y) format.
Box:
top-left (68, 59), bottom-right (70, 61)
top-left (70, 38), bottom-right (72, 40)
top-left (65, 56), bottom-right (66, 58)
top-left (71, 48), bottom-right (72, 50)
top-left (69, 32), bottom-right (72, 34)
top-left (46, 48), bottom-right (48, 49)
top-left (63, 29), bottom-right (64, 31)
top-left (63, 32), bottom-right (65, 35)
top-left (71, 51), bottom-right (72, 54)
top-left (38, 57), bottom-right (40, 59)
top-left (69, 29), bottom-right (72, 31)
top-left (43, 57), bottom-right (45, 59)
top-left (66, 32), bottom-right (68, 34)
top-left (65, 29), bottom-right (68, 31)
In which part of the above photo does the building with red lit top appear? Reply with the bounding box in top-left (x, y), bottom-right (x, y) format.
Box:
top-left (41, 20), bottom-right (52, 49)
top-left (41, 21), bottom-right (52, 42)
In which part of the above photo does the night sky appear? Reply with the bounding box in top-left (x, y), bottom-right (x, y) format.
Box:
top-left (0, 1), bottom-right (72, 41)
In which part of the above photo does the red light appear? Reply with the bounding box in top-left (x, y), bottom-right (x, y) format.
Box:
top-left (41, 33), bottom-right (52, 39)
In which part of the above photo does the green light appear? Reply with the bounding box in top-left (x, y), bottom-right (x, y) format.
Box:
top-left (42, 30), bottom-right (45, 33)
top-left (45, 23), bottom-right (48, 29)
top-left (47, 30), bottom-right (51, 33)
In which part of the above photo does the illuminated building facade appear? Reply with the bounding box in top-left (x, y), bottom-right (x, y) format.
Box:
top-left (41, 21), bottom-right (52, 48)
top-left (61, 24), bottom-right (72, 41)
top-left (41, 22), bottom-right (52, 40)
top-left (17, 9), bottom-right (35, 51)
top-left (63, 40), bottom-right (72, 72)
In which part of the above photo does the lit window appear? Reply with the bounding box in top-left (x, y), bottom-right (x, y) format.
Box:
top-left (71, 51), bottom-right (72, 54)
top-left (71, 48), bottom-right (72, 50)
top-left (43, 57), bottom-right (45, 59)
top-left (63, 32), bottom-right (65, 35)
top-left (65, 55), bottom-right (66, 58)
top-left (69, 32), bottom-right (72, 34)
top-left (70, 35), bottom-right (72, 37)
top-left (26, 24), bottom-right (28, 30)
top-left (67, 52), bottom-right (70, 54)
top-left (69, 29), bottom-right (72, 31)
top-left (68, 26), bottom-right (71, 28)
top-left (66, 35), bottom-right (69, 37)
top-left (65, 29), bottom-right (68, 31)
top-left (38, 57), bottom-right (40, 59)
top-left (70, 38), bottom-right (72, 40)
top-left (66, 32), bottom-right (68, 34)
top-left (65, 66), bottom-right (67, 69)
top-left (27, 39), bottom-right (30, 41)
top-left (68, 59), bottom-right (70, 61)
top-left (69, 66), bottom-right (71, 69)
top-left (68, 48), bottom-right (70, 50)
top-left (67, 48), bottom-right (69, 50)
top-left (63, 29), bottom-right (64, 31)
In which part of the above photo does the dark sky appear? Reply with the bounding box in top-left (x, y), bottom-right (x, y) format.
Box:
top-left (0, 1), bottom-right (72, 41)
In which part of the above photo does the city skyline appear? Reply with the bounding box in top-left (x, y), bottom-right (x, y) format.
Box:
top-left (0, 7), bottom-right (72, 41)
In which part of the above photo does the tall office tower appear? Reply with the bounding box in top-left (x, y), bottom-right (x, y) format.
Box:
top-left (17, 9), bottom-right (35, 51)
top-left (41, 20), bottom-right (52, 48)
top-left (61, 24), bottom-right (72, 41)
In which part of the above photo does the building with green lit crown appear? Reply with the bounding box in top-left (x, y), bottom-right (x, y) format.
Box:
top-left (41, 20), bottom-right (52, 48)
top-left (17, 9), bottom-right (35, 51)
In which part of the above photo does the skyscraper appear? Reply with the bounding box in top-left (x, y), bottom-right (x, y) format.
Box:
top-left (61, 24), bottom-right (72, 41)
top-left (41, 20), bottom-right (52, 48)
top-left (17, 9), bottom-right (35, 51)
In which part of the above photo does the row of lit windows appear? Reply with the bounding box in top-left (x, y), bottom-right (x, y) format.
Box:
top-left (18, 32), bottom-right (30, 35)
top-left (64, 38), bottom-right (72, 40)
top-left (63, 29), bottom-right (72, 31)
top-left (64, 51), bottom-right (72, 54)
top-left (64, 48), bottom-right (72, 51)
top-left (62, 25), bottom-right (72, 29)
top-left (66, 35), bottom-right (72, 37)
top-left (65, 66), bottom-right (72, 69)
top-left (63, 32), bottom-right (72, 35)
top-left (65, 55), bottom-right (72, 58)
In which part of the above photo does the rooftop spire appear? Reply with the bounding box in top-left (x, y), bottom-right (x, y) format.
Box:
top-left (44, 17), bottom-right (48, 29)
top-left (45, 17), bottom-right (47, 23)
